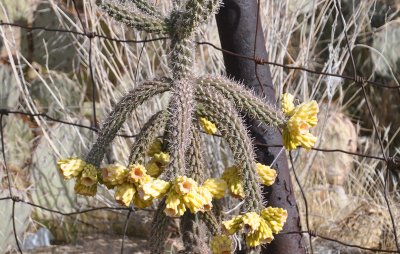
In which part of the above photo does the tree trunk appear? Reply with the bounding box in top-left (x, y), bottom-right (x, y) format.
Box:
top-left (215, 1), bottom-right (306, 253)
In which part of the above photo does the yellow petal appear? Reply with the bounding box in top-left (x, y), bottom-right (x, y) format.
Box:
top-left (57, 157), bottom-right (86, 179)
top-left (256, 163), bottom-right (277, 186)
top-left (203, 178), bottom-right (227, 199)
top-left (199, 117), bottom-right (218, 135)
top-left (222, 215), bottom-right (243, 235)
top-left (114, 183), bottom-right (136, 206)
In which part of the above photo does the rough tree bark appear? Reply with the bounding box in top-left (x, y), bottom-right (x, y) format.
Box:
top-left (216, 0), bottom-right (306, 253)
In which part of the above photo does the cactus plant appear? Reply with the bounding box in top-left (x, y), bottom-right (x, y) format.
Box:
top-left (57, 0), bottom-right (319, 253)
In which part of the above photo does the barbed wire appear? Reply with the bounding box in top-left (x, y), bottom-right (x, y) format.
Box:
top-left (0, 0), bottom-right (399, 253)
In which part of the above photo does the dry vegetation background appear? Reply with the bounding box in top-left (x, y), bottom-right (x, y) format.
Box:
top-left (0, 0), bottom-right (399, 253)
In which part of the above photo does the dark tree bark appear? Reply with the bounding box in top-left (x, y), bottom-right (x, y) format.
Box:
top-left (216, 1), bottom-right (306, 253)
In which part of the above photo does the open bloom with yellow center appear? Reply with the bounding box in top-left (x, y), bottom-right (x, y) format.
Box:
top-left (221, 166), bottom-right (245, 199)
top-left (199, 117), bottom-right (218, 135)
top-left (174, 176), bottom-right (198, 195)
top-left (114, 183), bottom-right (136, 206)
top-left (101, 164), bottom-right (127, 187)
top-left (126, 164), bottom-right (150, 184)
top-left (164, 176), bottom-right (214, 216)
top-left (222, 207), bottom-right (287, 248)
top-left (137, 178), bottom-right (171, 201)
top-left (147, 138), bottom-right (163, 156)
top-left (57, 157), bottom-right (86, 179)
top-left (281, 93), bottom-right (319, 151)
top-left (80, 164), bottom-right (98, 187)
top-left (74, 178), bottom-right (97, 196)
top-left (210, 235), bottom-right (234, 254)
top-left (256, 163), bottom-right (277, 186)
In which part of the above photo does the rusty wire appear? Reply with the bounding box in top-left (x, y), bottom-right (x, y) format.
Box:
top-left (0, 0), bottom-right (399, 253)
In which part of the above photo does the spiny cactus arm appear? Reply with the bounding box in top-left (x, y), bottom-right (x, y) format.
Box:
top-left (127, 0), bottom-right (161, 17)
top-left (186, 127), bottom-right (206, 182)
top-left (199, 211), bottom-right (220, 235)
top-left (195, 87), bottom-right (263, 211)
top-left (180, 213), bottom-right (207, 253)
top-left (128, 110), bottom-right (169, 165)
top-left (85, 80), bottom-right (170, 168)
top-left (96, 0), bottom-right (167, 35)
top-left (202, 0), bottom-right (221, 20)
top-left (149, 199), bottom-right (171, 254)
top-left (164, 79), bottom-right (195, 178)
top-left (198, 76), bottom-right (287, 127)
top-left (180, 0), bottom-right (209, 37)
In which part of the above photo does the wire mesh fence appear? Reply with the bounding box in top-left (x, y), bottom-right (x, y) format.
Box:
top-left (0, 0), bottom-right (399, 253)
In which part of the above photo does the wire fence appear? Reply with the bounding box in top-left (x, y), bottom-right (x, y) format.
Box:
top-left (0, 0), bottom-right (399, 253)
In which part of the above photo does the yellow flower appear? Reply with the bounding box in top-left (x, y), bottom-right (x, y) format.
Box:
top-left (145, 152), bottom-right (170, 177)
top-left (146, 161), bottom-right (162, 177)
top-left (202, 178), bottom-right (227, 199)
top-left (80, 164), bottom-right (98, 186)
top-left (222, 215), bottom-right (243, 235)
top-left (222, 166), bottom-right (245, 199)
top-left (199, 117), bottom-right (218, 135)
top-left (132, 193), bottom-right (153, 208)
top-left (174, 176), bottom-right (198, 195)
top-left (245, 218), bottom-right (274, 247)
top-left (198, 186), bottom-right (213, 211)
top-left (114, 183), bottom-right (136, 206)
top-left (101, 164), bottom-right (127, 186)
top-left (242, 212), bottom-right (262, 234)
top-left (256, 163), bottom-right (277, 186)
top-left (210, 235), bottom-right (233, 254)
top-left (57, 157), bottom-right (86, 179)
top-left (260, 207), bottom-right (288, 234)
top-left (281, 93), bottom-right (295, 116)
top-left (74, 178), bottom-right (97, 196)
top-left (164, 190), bottom-right (186, 217)
top-left (183, 188), bottom-right (206, 213)
top-left (138, 178), bottom-right (171, 201)
top-left (147, 138), bottom-right (163, 156)
top-left (153, 152), bottom-right (170, 166)
top-left (126, 164), bottom-right (149, 184)
top-left (281, 93), bottom-right (319, 151)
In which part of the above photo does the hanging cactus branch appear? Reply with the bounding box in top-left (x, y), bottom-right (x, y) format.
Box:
top-left (56, 0), bottom-right (320, 253)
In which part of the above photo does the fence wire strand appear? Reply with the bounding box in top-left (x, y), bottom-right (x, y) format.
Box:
top-left (0, 0), bottom-right (399, 253)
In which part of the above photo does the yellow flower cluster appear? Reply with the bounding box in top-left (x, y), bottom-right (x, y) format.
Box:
top-left (199, 117), bottom-right (218, 135)
top-left (210, 235), bottom-right (233, 254)
top-left (102, 163), bottom-right (170, 208)
top-left (164, 176), bottom-right (227, 217)
top-left (222, 207), bottom-right (287, 247)
top-left (146, 139), bottom-right (170, 177)
top-left (281, 93), bottom-right (319, 150)
top-left (222, 163), bottom-right (277, 199)
top-left (57, 158), bottom-right (98, 196)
